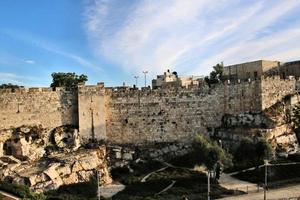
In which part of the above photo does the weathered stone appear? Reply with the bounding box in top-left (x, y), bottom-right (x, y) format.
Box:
top-left (122, 152), bottom-right (133, 161)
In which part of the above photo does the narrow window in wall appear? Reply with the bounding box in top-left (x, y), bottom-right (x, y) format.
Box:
top-left (246, 72), bottom-right (250, 79)
top-left (254, 71), bottom-right (258, 79)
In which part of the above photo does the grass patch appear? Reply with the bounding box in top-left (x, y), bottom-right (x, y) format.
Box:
top-left (233, 163), bottom-right (300, 188)
top-left (112, 163), bottom-right (233, 200)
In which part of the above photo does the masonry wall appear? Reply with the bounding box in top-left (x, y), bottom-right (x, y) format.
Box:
top-left (0, 76), bottom-right (296, 145)
top-left (261, 76), bottom-right (296, 110)
top-left (78, 85), bottom-right (107, 142)
top-left (0, 87), bottom-right (78, 130)
top-left (104, 79), bottom-right (264, 144)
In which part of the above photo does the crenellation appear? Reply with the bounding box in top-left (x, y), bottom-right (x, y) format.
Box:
top-left (1, 63), bottom-right (299, 145)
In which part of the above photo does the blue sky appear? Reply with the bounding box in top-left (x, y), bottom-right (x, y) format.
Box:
top-left (1, 0), bottom-right (300, 87)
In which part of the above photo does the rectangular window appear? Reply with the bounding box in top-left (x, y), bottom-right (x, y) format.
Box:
top-left (254, 71), bottom-right (258, 79)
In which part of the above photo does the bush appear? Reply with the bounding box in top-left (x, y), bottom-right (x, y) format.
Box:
top-left (193, 134), bottom-right (232, 171)
top-left (232, 138), bottom-right (273, 171)
top-left (0, 182), bottom-right (46, 200)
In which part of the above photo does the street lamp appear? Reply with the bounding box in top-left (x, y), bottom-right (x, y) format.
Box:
top-left (207, 170), bottom-right (210, 200)
top-left (96, 170), bottom-right (101, 200)
top-left (142, 71), bottom-right (148, 87)
top-left (134, 76), bottom-right (139, 87)
top-left (264, 160), bottom-right (269, 200)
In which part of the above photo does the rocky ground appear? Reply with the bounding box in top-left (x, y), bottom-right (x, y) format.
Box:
top-left (0, 125), bottom-right (112, 193)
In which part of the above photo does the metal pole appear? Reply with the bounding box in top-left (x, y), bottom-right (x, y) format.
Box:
top-left (97, 170), bottom-right (101, 200)
top-left (264, 161), bottom-right (268, 200)
top-left (207, 170), bottom-right (210, 200)
top-left (134, 76), bottom-right (139, 87)
top-left (142, 71), bottom-right (148, 87)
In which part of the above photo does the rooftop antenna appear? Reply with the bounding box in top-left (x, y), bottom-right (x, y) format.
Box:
top-left (134, 76), bottom-right (139, 87)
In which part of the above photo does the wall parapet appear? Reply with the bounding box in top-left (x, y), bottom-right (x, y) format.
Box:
top-left (0, 87), bottom-right (78, 94)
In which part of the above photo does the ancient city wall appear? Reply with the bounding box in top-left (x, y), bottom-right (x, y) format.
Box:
top-left (78, 84), bottom-right (107, 142)
top-left (0, 76), bottom-right (297, 145)
top-left (261, 76), bottom-right (296, 110)
top-left (0, 87), bottom-right (78, 130)
top-left (104, 79), bottom-right (264, 144)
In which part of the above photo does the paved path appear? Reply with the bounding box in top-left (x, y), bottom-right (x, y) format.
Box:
top-left (100, 183), bottom-right (125, 198)
top-left (218, 184), bottom-right (300, 200)
top-left (0, 190), bottom-right (20, 200)
top-left (219, 173), bottom-right (261, 193)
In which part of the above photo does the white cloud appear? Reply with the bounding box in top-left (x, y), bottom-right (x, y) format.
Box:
top-left (2, 29), bottom-right (100, 71)
top-left (84, 0), bottom-right (300, 76)
top-left (0, 72), bottom-right (24, 85)
top-left (24, 59), bottom-right (35, 64)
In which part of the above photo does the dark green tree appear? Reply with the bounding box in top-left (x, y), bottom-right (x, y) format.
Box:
top-left (205, 63), bottom-right (224, 86)
top-left (292, 104), bottom-right (300, 141)
top-left (193, 134), bottom-right (232, 176)
top-left (50, 72), bottom-right (88, 88)
top-left (0, 83), bottom-right (23, 89)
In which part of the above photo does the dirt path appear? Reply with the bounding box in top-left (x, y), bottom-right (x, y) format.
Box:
top-left (100, 183), bottom-right (125, 198)
top-left (219, 173), bottom-right (261, 193)
top-left (217, 184), bottom-right (300, 200)
top-left (0, 190), bottom-right (20, 200)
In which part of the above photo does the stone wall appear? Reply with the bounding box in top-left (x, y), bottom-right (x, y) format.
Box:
top-left (104, 79), bottom-right (265, 144)
top-left (0, 88), bottom-right (78, 130)
top-left (0, 76), bottom-right (297, 145)
top-left (78, 84), bottom-right (107, 142)
top-left (261, 76), bottom-right (296, 110)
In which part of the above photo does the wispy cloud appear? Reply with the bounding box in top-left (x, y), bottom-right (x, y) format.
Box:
top-left (0, 72), bottom-right (25, 85)
top-left (24, 59), bottom-right (35, 64)
top-left (1, 29), bottom-right (101, 71)
top-left (84, 0), bottom-right (300, 76)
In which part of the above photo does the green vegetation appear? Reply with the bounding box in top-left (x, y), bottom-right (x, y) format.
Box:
top-left (50, 72), bottom-right (88, 89)
top-left (0, 182), bottom-right (46, 200)
top-left (0, 83), bottom-right (23, 89)
top-left (0, 176), bottom-right (97, 200)
top-left (230, 138), bottom-right (273, 171)
top-left (111, 161), bottom-right (233, 200)
top-left (45, 177), bottom-right (97, 200)
top-left (205, 63), bottom-right (224, 86)
top-left (192, 134), bottom-right (232, 172)
top-left (233, 162), bottom-right (300, 188)
top-left (292, 104), bottom-right (300, 141)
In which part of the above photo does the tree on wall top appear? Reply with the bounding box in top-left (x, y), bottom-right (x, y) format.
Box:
top-left (50, 72), bottom-right (88, 89)
top-left (205, 63), bottom-right (224, 86)
top-left (0, 83), bottom-right (24, 89)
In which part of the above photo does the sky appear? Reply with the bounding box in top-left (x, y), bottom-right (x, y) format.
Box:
top-left (0, 0), bottom-right (300, 87)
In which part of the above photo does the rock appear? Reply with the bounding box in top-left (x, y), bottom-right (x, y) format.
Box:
top-left (77, 170), bottom-right (93, 181)
top-left (122, 152), bottom-right (133, 161)
top-left (19, 127), bottom-right (31, 133)
top-left (62, 173), bottom-right (79, 185)
top-left (44, 163), bottom-right (60, 180)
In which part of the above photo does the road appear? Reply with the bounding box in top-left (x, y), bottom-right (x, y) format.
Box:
top-left (0, 190), bottom-right (20, 200)
top-left (218, 184), bottom-right (300, 200)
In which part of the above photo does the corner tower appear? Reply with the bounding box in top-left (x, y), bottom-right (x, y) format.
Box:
top-left (78, 83), bottom-right (107, 143)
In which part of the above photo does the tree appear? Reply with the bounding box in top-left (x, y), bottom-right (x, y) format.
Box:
top-left (50, 72), bottom-right (88, 88)
top-left (292, 104), bottom-right (300, 141)
top-left (234, 138), bottom-right (273, 169)
top-left (0, 83), bottom-right (23, 89)
top-left (255, 138), bottom-right (273, 162)
top-left (193, 134), bottom-right (232, 180)
top-left (205, 63), bottom-right (224, 86)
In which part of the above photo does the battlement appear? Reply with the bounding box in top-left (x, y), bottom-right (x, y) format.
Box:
top-left (0, 86), bottom-right (77, 94)
top-left (0, 71), bottom-right (298, 144)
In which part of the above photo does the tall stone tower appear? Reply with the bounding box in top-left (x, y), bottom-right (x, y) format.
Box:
top-left (78, 83), bottom-right (106, 143)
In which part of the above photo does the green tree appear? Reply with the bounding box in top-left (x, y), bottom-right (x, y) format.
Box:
top-left (0, 83), bottom-right (23, 89)
top-left (50, 72), bottom-right (88, 88)
top-left (233, 138), bottom-right (273, 170)
top-left (292, 104), bottom-right (300, 141)
top-left (193, 135), bottom-right (232, 172)
top-left (205, 63), bottom-right (224, 86)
